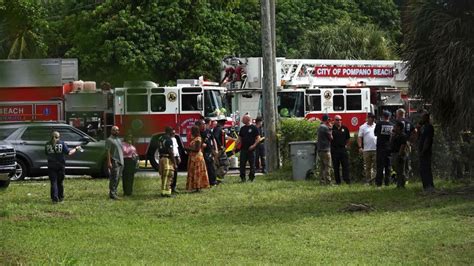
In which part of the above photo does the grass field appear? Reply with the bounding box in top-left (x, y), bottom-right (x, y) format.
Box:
top-left (1, 173), bottom-right (473, 265)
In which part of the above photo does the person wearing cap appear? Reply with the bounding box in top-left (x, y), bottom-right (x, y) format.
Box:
top-left (331, 115), bottom-right (351, 184)
top-left (317, 114), bottom-right (333, 185)
top-left (199, 119), bottom-right (218, 186)
top-left (358, 113), bottom-right (377, 184)
top-left (234, 114), bottom-right (260, 182)
top-left (374, 110), bottom-right (394, 187)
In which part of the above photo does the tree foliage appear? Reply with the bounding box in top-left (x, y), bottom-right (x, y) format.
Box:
top-left (0, 0), bottom-right (48, 59)
top-left (1, 0), bottom-right (402, 85)
top-left (402, 0), bottom-right (474, 130)
top-left (299, 20), bottom-right (396, 59)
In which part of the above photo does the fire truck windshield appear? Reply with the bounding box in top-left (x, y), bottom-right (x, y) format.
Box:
top-left (204, 90), bottom-right (224, 117)
top-left (277, 91), bottom-right (305, 118)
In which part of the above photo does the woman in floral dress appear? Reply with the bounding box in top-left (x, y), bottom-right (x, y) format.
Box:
top-left (186, 126), bottom-right (209, 192)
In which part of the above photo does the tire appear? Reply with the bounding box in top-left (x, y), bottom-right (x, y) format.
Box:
top-left (91, 160), bottom-right (108, 179)
top-left (11, 159), bottom-right (27, 181)
top-left (149, 146), bottom-right (160, 171)
top-left (0, 179), bottom-right (10, 189)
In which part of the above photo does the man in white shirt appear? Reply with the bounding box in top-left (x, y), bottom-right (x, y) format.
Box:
top-left (358, 113), bottom-right (377, 184)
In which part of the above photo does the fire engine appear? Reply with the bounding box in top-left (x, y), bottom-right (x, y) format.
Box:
top-left (222, 57), bottom-right (411, 132)
top-left (0, 59), bottom-right (229, 171)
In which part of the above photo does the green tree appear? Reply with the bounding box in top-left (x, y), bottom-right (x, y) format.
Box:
top-left (402, 0), bottom-right (474, 130)
top-left (0, 0), bottom-right (48, 59)
top-left (299, 20), bottom-right (396, 59)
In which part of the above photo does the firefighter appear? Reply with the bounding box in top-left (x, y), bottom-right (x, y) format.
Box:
top-left (213, 115), bottom-right (230, 183)
top-left (158, 126), bottom-right (177, 197)
top-left (390, 121), bottom-right (408, 188)
top-left (234, 114), bottom-right (261, 182)
top-left (45, 131), bottom-right (81, 203)
top-left (197, 119), bottom-right (218, 187)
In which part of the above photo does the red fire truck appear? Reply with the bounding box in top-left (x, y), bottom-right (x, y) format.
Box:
top-left (222, 57), bottom-right (410, 132)
top-left (0, 59), bottom-right (229, 171)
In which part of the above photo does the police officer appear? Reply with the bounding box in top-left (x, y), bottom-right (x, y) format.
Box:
top-left (213, 115), bottom-right (229, 183)
top-left (158, 126), bottom-right (177, 197)
top-left (374, 110), bottom-right (394, 187)
top-left (45, 131), bottom-right (81, 203)
top-left (331, 115), bottom-right (351, 184)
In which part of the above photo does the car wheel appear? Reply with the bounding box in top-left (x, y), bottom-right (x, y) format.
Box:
top-left (91, 160), bottom-right (108, 179)
top-left (149, 147), bottom-right (160, 171)
top-left (0, 179), bottom-right (10, 189)
top-left (12, 159), bottom-right (27, 181)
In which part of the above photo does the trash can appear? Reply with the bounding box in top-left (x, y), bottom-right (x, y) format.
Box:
top-left (289, 141), bottom-right (317, 180)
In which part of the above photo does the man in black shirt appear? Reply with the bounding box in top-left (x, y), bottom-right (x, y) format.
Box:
top-left (418, 112), bottom-right (435, 192)
top-left (235, 114), bottom-right (261, 182)
top-left (374, 110), bottom-right (394, 187)
top-left (331, 115), bottom-right (351, 184)
top-left (45, 131), bottom-right (81, 203)
top-left (390, 121), bottom-right (408, 188)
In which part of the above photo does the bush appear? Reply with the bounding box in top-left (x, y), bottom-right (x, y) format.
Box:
top-left (278, 118), bottom-right (319, 168)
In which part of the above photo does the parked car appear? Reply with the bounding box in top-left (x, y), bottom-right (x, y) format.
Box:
top-left (0, 141), bottom-right (16, 188)
top-left (0, 122), bottom-right (107, 180)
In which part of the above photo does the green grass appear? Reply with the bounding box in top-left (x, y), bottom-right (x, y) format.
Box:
top-left (1, 173), bottom-right (473, 265)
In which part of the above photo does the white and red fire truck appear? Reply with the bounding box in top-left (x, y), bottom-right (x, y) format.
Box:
top-left (0, 59), bottom-right (229, 170)
top-left (222, 57), bottom-right (410, 132)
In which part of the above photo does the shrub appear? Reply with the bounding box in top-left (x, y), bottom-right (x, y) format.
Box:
top-left (278, 118), bottom-right (319, 167)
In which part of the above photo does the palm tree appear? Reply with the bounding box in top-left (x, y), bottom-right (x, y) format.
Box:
top-left (402, 0), bottom-right (474, 130)
top-left (0, 0), bottom-right (47, 59)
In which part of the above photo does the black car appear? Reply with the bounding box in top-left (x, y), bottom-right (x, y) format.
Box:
top-left (0, 122), bottom-right (106, 180)
top-left (0, 141), bottom-right (16, 188)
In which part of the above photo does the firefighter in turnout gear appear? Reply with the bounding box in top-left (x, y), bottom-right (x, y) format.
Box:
top-left (158, 127), bottom-right (177, 197)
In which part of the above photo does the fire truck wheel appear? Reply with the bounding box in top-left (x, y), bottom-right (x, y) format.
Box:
top-left (148, 147), bottom-right (160, 171)
top-left (12, 159), bottom-right (27, 181)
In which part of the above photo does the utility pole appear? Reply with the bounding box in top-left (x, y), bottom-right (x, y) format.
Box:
top-left (261, 0), bottom-right (278, 172)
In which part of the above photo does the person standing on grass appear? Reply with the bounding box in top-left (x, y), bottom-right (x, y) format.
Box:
top-left (331, 115), bottom-right (351, 185)
top-left (358, 113), bottom-right (377, 184)
top-left (374, 110), bottom-right (394, 187)
top-left (234, 114), bottom-right (261, 182)
top-left (254, 117), bottom-right (266, 174)
top-left (317, 114), bottom-right (333, 185)
top-left (106, 126), bottom-right (124, 200)
top-left (390, 121), bottom-right (408, 188)
top-left (122, 134), bottom-right (138, 196)
top-left (186, 126), bottom-right (210, 192)
top-left (418, 112), bottom-right (435, 192)
top-left (198, 120), bottom-right (218, 187)
top-left (213, 115), bottom-right (230, 183)
top-left (395, 108), bottom-right (415, 179)
top-left (170, 128), bottom-right (181, 194)
top-left (45, 131), bottom-right (81, 204)
top-left (158, 126), bottom-right (177, 197)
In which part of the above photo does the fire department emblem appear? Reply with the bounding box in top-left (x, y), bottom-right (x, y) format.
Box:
top-left (351, 117), bottom-right (358, 126)
top-left (324, 90), bottom-right (332, 100)
top-left (167, 92), bottom-right (177, 102)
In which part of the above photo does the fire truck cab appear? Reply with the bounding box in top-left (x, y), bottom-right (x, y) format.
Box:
top-left (114, 79), bottom-right (227, 170)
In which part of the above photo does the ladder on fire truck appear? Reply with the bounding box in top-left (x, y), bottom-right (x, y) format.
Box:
top-left (279, 59), bottom-right (408, 87)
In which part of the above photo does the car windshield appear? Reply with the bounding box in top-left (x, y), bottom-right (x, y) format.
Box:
top-left (0, 127), bottom-right (17, 140)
